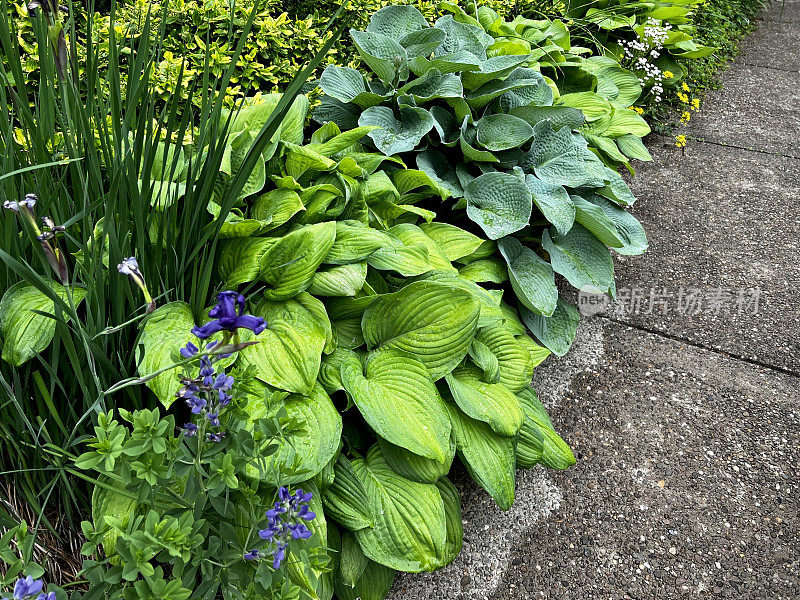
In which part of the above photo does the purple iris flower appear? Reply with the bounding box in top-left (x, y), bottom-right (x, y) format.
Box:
top-left (191, 291), bottom-right (266, 339)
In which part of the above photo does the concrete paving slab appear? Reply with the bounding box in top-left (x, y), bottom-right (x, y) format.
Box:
top-left (685, 64), bottom-right (800, 156)
top-left (490, 319), bottom-right (800, 600)
top-left (762, 0), bottom-right (800, 23)
top-left (595, 138), bottom-right (800, 373)
top-left (738, 20), bottom-right (800, 71)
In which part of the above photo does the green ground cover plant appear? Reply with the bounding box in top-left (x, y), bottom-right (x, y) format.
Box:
top-left (0, 0), bottom-right (766, 599)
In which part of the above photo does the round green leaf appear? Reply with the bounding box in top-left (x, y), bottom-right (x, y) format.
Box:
top-left (360, 105), bottom-right (434, 156)
top-left (465, 172), bottom-right (532, 240)
top-left (476, 114), bottom-right (534, 151)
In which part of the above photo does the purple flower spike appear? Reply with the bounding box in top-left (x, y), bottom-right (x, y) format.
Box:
top-left (273, 543), bottom-right (286, 570)
top-left (13, 576), bottom-right (43, 599)
top-left (191, 291), bottom-right (266, 339)
top-left (243, 549), bottom-right (260, 561)
top-left (182, 423), bottom-right (198, 437)
top-left (180, 342), bottom-right (199, 358)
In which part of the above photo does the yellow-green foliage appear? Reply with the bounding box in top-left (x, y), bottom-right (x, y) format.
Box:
top-left (5, 0), bottom-right (557, 109)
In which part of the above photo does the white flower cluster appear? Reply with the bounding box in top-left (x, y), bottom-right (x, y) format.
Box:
top-left (622, 18), bottom-right (672, 103)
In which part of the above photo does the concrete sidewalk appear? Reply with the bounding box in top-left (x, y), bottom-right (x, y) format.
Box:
top-left (389, 3), bottom-right (799, 599)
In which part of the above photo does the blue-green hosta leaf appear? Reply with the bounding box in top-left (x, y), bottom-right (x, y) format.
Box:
top-left (435, 477), bottom-right (463, 565)
top-left (461, 54), bottom-right (531, 90)
top-left (458, 258), bottom-right (509, 284)
top-left (335, 559), bottom-right (396, 600)
top-left (366, 4), bottom-right (429, 40)
top-left (324, 455), bottom-right (374, 530)
top-left (399, 27), bottom-right (447, 59)
top-left (399, 69), bottom-right (463, 102)
top-left (136, 302), bottom-right (197, 408)
top-left (524, 121), bottom-right (606, 188)
top-left (350, 29), bottom-right (408, 84)
top-left (465, 172), bottom-right (532, 240)
top-left (465, 73), bottom-right (544, 111)
top-left (352, 445), bottom-right (448, 572)
top-left (510, 105), bottom-right (585, 129)
top-left (0, 282), bottom-right (86, 366)
top-left (259, 221), bottom-right (337, 300)
top-left (341, 349), bottom-right (451, 460)
top-left (615, 134), bottom-right (652, 162)
top-left (520, 298), bottom-right (580, 357)
top-left (313, 96), bottom-right (362, 131)
top-left (360, 106), bottom-right (434, 156)
top-left (251, 188), bottom-right (305, 229)
top-left (542, 225), bottom-right (615, 297)
top-left (362, 280), bottom-right (480, 380)
top-left (238, 295), bottom-right (328, 394)
top-left (475, 322), bottom-right (535, 393)
top-left (476, 114), bottom-right (534, 152)
top-left (377, 435), bottom-right (455, 484)
top-left (409, 50), bottom-right (483, 76)
top-left (310, 262), bottom-right (368, 298)
top-left (415, 149), bottom-right (462, 197)
top-left (446, 364), bottom-right (524, 436)
top-left (495, 69), bottom-right (553, 112)
top-left (434, 15), bottom-right (488, 60)
top-left (319, 66), bottom-right (389, 109)
top-left (584, 133), bottom-right (629, 164)
top-left (244, 383), bottom-right (342, 484)
top-left (497, 236), bottom-right (557, 317)
top-left (572, 194), bottom-right (648, 255)
top-left (218, 238), bottom-right (275, 287)
top-left (419, 222), bottom-right (484, 261)
top-left (460, 122), bottom-right (499, 163)
top-left (517, 386), bottom-right (575, 469)
top-left (524, 175), bottom-right (575, 236)
top-left (445, 401), bottom-right (516, 510)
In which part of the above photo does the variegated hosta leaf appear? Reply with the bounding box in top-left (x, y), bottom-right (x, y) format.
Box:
top-left (361, 280), bottom-right (480, 380)
top-left (352, 445), bottom-right (448, 572)
top-left (445, 400), bottom-right (516, 510)
top-left (243, 383), bottom-right (342, 485)
top-left (340, 349), bottom-right (452, 461)
top-left (465, 172), bottom-right (532, 240)
top-left (237, 295), bottom-right (328, 395)
top-left (445, 364), bottom-right (524, 436)
top-left (497, 236), bottom-right (557, 317)
top-left (517, 386), bottom-right (575, 469)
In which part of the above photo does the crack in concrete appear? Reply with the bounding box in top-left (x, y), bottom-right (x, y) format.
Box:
top-left (597, 315), bottom-right (800, 379)
top-left (689, 136), bottom-right (800, 160)
top-left (741, 61), bottom-right (800, 73)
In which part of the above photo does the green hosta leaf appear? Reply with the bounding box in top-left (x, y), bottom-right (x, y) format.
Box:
top-left (524, 122), bottom-right (606, 188)
top-left (435, 477), bottom-right (464, 565)
top-left (516, 334), bottom-right (551, 368)
top-left (326, 221), bottom-right (393, 265)
top-left (510, 105), bottom-right (585, 129)
top-left (224, 93), bottom-right (308, 148)
top-left (218, 238), bottom-right (275, 287)
top-left (458, 257), bottom-right (509, 284)
top-left (367, 238), bottom-right (435, 277)
top-left (366, 4), bottom-right (429, 40)
top-left (542, 226), bottom-right (615, 297)
top-left (360, 106), bottom-right (434, 156)
top-left (377, 435), bottom-right (455, 484)
top-left (387, 223), bottom-right (456, 273)
top-left (284, 482), bottom-right (331, 599)
top-left (310, 262), bottom-right (368, 297)
top-left (416, 149), bottom-right (463, 197)
top-left (340, 532), bottom-right (369, 587)
top-left (434, 15), bottom-right (488, 59)
top-left (361, 281), bottom-right (480, 380)
top-left (206, 203), bottom-right (272, 239)
top-left (475, 322), bottom-right (534, 393)
top-left (324, 455), bottom-right (374, 530)
top-left (92, 482), bottom-right (137, 557)
top-left (520, 298), bottom-right (580, 357)
top-left (445, 401), bottom-right (516, 510)
top-left (419, 222), bottom-right (483, 261)
top-left (601, 108), bottom-right (651, 138)
top-left (320, 66), bottom-right (388, 109)
top-left (572, 194), bottom-right (648, 255)
top-left (615, 134), bottom-right (652, 162)
top-left (400, 27), bottom-right (447, 59)
top-left (584, 133), bottom-right (629, 164)
top-left (0, 282), bottom-right (86, 366)
top-left (260, 221), bottom-right (337, 300)
top-left (244, 383), bottom-right (342, 484)
top-left (284, 142), bottom-right (337, 180)
top-left (559, 92), bottom-right (613, 122)
top-left (465, 172), bottom-right (532, 240)
top-left (594, 65), bottom-right (642, 108)
top-left (476, 114), bottom-right (534, 151)
top-left (238, 296), bottom-right (327, 395)
top-left (517, 387), bottom-right (575, 469)
top-left (251, 188), bottom-right (305, 229)
top-left (400, 69), bottom-right (463, 102)
top-left (497, 236), bottom-right (557, 317)
top-left (351, 29), bottom-right (408, 84)
top-left (421, 272), bottom-right (504, 328)
top-left (137, 302), bottom-right (197, 408)
top-left (340, 349), bottom-right (451, 461)
top-left (313, 127), bottom-right (379, 157)
top-left (524, 175), bottom-right (575, 236)
top-left (446, 364), bottom-right (523, 436)
top-left (335, 559), bottom-right (396, 600)
top-left (352, 445), bottom-right (448, 572)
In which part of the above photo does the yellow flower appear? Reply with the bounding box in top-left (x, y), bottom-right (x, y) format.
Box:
top-left (675, 135), bottom-right (687, 148)
top-left (628, 106), bottom-right (644, 115)
top-left (692, 98), bottom-right (701, 110)
top-left (677, 92), bottom-right (689, 104)
top-left (682, 82), bottom-right (691, 92)
top-left (681, 111), bottom-right (691, 123)
top-left (663, 70), bottom-right (674, 79)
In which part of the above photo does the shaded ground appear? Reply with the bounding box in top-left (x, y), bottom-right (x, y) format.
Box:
top-left (389, 3), bottom-right (799, 599)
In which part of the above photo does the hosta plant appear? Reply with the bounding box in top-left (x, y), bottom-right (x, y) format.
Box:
top-left (314, 3), bottom-right (649, 357)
